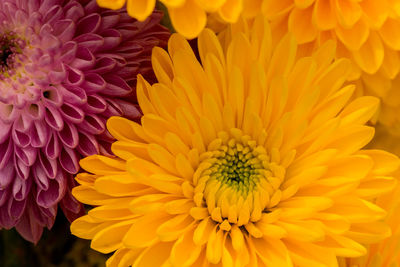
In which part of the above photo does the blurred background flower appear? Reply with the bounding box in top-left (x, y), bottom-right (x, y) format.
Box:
top-left (0, 0), bottom-right (169, 243)
top-left (96, 0), bottom-right (264, 38)
top-left (263, 0), bottom-right (400, 156)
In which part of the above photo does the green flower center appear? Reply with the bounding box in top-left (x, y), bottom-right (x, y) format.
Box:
top-left (193, 129), bottom-right (285, 227)
top-left (208, 137), bottom-right (267, 196)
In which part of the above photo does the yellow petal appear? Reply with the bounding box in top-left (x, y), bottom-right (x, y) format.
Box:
top-left (193, 217), bottom-right (215, 245)
top-left (252, 238), bottom-right (293, 267)
top-left (151, 47), bottom-right (174, 87)
top-left (133, 241), bottom-right (174, 267)
top-left (80, 155), bottom-right (125, 175)
top-left (129, 194), bottom-right (177, 214)
top-left (157, 214), bottom-right (194, 241)
top-left (107, 116), bottom-right (148, 142)
top-left (170, 227), bottom-right (203, 266)
top-left (126, 0), bottom-right (156, 21)
top-left (312, 213), bottom-right (350, 235)
top-left (327, 197), bottom-right (386, 223)
top-left (325, 125), bottom-right (375, 156)
top-left (70, 215), bottom-right (112, 239)
top-left (262, 0), bottom-right (293, 20)
top-left (288, 6), bottom-right (317, 44)
top-left (312, 58), bottom-right (351, 100)
top-left (335, 19), bottom-right (369, 51)
top-left (358, 149), bottom-right (400, 175)
top-left (206, 226), bottom-right (224, 264)
top-left (279, 197), bottom-right (333, 218)
top-left (92, 219), bottom-right (135, 253)
top-left (137, 74), bottom-right (156, 115)
top-left (175, 153), bottom-right (195, 179)
top-left (111, 140), bottom-right (151, 162)
top-left (325, 155), bottom-right (373, 180)
top-left (266, 34), bottom-right (297, 83)
top-left (380, 18), bottom-right (400, 50)
top-left (165, 133), bottom-right (190, 156)
top-left (352, 31), bottom-right (384, 74)
top-left (315, 235), bottom-right (367, 257)
top-left (256, 222), bottom-right (287, 238)
top-left (313, 0), bottom-right (336, 30)
top-left (194, 0), bottom-right (225, 12)
top-left (277, 220), bottom-right (325, 242)
top-left (165, 199), bottom-right (194, 214)
top-left (72, 185), bottom-right (126, 206)
top-left (310, 85), bottom-right (355, 130)
top-left (345, 221), bottom-right (391, 244)
top-left (242, 0), bottom-right (263, 17)
top-left (141, 114), bottom-right (177, 145)
top-left (147, 143), bottom-right (178, 174)
top-left (285, 239), bottom-right (337, 267)
top-left (334, 0), bottom-right (362, 28)
top-left (218, 0), bottom-right (243, 23)
top-left (89, 201), bottom-right (137, 221)
top-left (161, 0), bottom-right (185, 8)
top-left (380, 43), bottom-right (400, 79)
top-left (97, 0), bottom-right (126, 9)
top-left (360, 0), bottom-right (388, 28)
top-left (94, 174), bottom-right (150, 197)
top-left (148, 83), bottom-right (181, 122)
top-left (356, 176), bottom-right (397, 198)
top-left (123, 212), bottom-right (172, 248)
top-left (169, 0), bottom-right (207, 39)
top-left (106, 248), bottom-right (142, 267)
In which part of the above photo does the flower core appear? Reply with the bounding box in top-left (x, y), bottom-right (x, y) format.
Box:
top-left (195, 129), bottom-right (283, 227)
top-left (0, 32), bottom-right (23, 74)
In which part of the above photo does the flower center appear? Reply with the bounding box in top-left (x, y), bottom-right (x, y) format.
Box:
top-left (193, 129), bottom-right (285, 228)
top-left (0, 32), bottom-right (24, 77)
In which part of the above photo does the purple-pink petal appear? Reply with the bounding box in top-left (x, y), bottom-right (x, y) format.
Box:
top-left (0, 0), bottom-right (169, 242)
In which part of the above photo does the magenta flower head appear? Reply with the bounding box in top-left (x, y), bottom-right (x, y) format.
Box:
top-left (0, 0), bottom-right (169, 243)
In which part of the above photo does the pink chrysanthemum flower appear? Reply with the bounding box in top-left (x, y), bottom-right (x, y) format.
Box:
top-left (0, 0), bottom-right (169, 243)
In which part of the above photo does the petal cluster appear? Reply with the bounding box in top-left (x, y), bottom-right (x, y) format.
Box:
top-left (71, 16), bottom-right (399, 267)
top-left (0, 0), bottom-right (169, 243)
top-left (264, 0), bottom-right (400, 152)
top-left (97, 0), bottom-right (262, 39)
top-left (265, 0), bottom-right (400, 78)
top-left (339, 182), bottom-right (400, 267)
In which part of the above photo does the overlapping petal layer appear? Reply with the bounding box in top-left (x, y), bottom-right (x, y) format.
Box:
top-left (339, 181), bottom-right (400, 267)
top-left (264, 0), bottom-right (400, 137)
top-left (71, 16), bottom-right (399, 267)
top-left (0, 0), bottom-right (169, 243)
top-left (97, 0), bottom-right (263, 38)
top-left (265, 0), bottom-right (400, 78)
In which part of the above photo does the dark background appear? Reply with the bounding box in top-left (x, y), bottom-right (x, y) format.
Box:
top-left (0, 213), bottom-right (109, 267)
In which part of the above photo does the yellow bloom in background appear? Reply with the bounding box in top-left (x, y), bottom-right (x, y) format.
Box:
top-left (96, 0), bottom-right (262, 39)
top-left (338, 182), bottom-right (400, 267)
top-left (359, 70), bottom-right (400, 137)
top-left (264, 0), bottom-right (400, 78)
top-left (71, 16), bottom-right (399, 266)
top-left (264, 0), bottom-right (400, 140)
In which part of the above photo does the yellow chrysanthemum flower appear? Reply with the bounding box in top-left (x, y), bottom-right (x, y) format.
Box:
top-left (338, 182), bottom-right (400, 267)
top-left (96, 0), bottom-right (262, 39)
top-left (265, 0), bottom-right (400, 162)
top-left (71, 16), bottom-right (399, 266)
top-left (357, 71), bottom-right (400, 136)
top-left (265, 0), bottom-right (400, 79)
